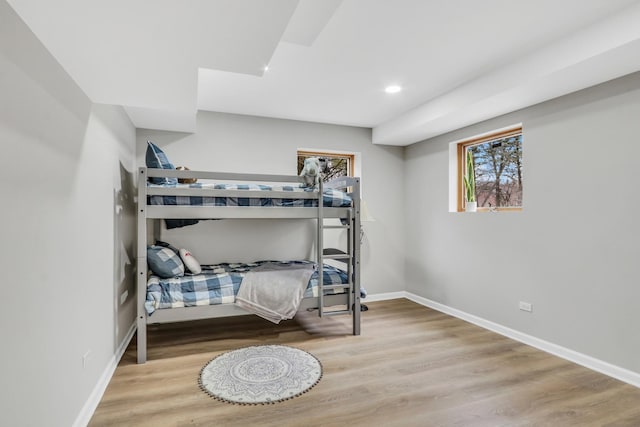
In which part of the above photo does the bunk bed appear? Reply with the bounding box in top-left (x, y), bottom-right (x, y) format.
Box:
top-left (136, 166), bottom-right (362, 363)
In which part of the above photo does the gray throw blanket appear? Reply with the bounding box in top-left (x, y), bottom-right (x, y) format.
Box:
top-left (235, 262), bottom-right (315, 324)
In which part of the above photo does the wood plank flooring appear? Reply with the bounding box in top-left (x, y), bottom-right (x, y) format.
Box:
top-left (90, 299), bottom-right (640, 426)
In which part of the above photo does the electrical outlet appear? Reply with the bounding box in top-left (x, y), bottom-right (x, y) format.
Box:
top-left (519, 301), bottom-right (533, 312)
top-left (120, 290), bottom-right (128, 305)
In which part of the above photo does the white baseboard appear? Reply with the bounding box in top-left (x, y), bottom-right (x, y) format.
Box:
top-left (368, 291), bottom-right (640, 389)
top-left (73, 322), bottom-right (137, 427)
top-left (364, 291), bottom-right (406, 302)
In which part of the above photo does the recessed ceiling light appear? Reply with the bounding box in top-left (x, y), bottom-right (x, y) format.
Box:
top-left (385, 85), bottom-right (402, 94)
top-left (263, 65), bottom-right (270, 72)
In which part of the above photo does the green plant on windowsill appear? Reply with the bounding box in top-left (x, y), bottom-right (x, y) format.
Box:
top-left (463, 150), bottom-right (477, 212)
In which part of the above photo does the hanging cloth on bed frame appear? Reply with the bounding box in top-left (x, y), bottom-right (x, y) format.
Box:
top-left (235, 262), bottom-right (316, 324)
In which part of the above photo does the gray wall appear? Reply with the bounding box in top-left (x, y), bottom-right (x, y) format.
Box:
top-left (405, 72), bottom-right (640, 374)
top-left (137, 111), bottom-right (405, 295)
top-left (0, 2), bottom-right (137, 425)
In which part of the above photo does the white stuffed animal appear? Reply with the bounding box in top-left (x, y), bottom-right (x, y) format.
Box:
top-left (300, 157), bottom-right (321, 188)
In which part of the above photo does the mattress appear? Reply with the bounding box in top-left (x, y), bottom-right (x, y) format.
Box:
top-left (145, 260), bottom-right (349, 315)
top-left (147, 183), bottom-right (352, 208)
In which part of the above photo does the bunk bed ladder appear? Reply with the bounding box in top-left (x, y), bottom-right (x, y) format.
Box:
top-left (317, 178), bottom-right (361, 337)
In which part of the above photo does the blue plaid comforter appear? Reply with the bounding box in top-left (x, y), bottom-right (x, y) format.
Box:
top-left (145, 260), bottom-right (349, 315)
top-left (148, 183), bottom-right (352, 208)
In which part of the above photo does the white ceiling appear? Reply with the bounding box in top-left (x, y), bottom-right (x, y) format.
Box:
top-left (8, 0), bottom-right (640, 146)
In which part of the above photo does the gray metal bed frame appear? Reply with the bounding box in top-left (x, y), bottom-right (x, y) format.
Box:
top-left (136, 167), bottom-right (361, 363)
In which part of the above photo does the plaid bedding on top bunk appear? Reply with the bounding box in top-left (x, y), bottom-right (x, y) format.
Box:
top-left (145, 260), bottom-right (349, 315)
top-left (147, 183), bottom-right (352, 208)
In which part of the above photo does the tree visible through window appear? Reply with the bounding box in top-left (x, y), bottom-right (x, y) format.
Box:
top-left (458, 127), bottom-right (523, 211)
top-left (297, 151), bottom-right (354, 182)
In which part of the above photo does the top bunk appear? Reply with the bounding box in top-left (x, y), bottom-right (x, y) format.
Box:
top-left (138, 167), bottom-right (361, 220)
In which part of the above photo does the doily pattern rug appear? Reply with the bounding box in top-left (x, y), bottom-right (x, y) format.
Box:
top-left (199, 345), bottom-right (322, 405)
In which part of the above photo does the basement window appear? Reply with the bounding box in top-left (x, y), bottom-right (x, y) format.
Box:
top-left (456, 126), bottom-right (523, 212)
top-left (297, 150), bottom-right (355, 182)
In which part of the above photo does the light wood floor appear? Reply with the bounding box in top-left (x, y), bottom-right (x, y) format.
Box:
top-left (90, 299), bottom-right (640, 426)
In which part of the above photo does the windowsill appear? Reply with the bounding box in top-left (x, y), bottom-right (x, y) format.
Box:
top-left (457, 207), bottom-right (522, 213)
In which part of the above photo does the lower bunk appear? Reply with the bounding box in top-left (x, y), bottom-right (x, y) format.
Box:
top-left (137, 260), bottom-right (361, 363)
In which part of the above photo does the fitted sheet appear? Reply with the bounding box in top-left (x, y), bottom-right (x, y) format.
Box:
top-left (145, 260), bottom-right (349, 315)
top-left (147, 182), bottom-right (352, 208)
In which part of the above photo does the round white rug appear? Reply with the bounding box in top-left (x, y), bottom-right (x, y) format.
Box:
top-left (199, 345), bottom-right (323, 405)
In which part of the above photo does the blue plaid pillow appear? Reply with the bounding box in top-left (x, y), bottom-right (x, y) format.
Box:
top-left (146, 141), bottom-right (178, 185)
top-left (147, 245), bottom-right (185, 278)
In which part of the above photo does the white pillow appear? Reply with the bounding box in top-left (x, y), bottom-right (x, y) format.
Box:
top-left (179, 248), bottom-right (202, 274)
